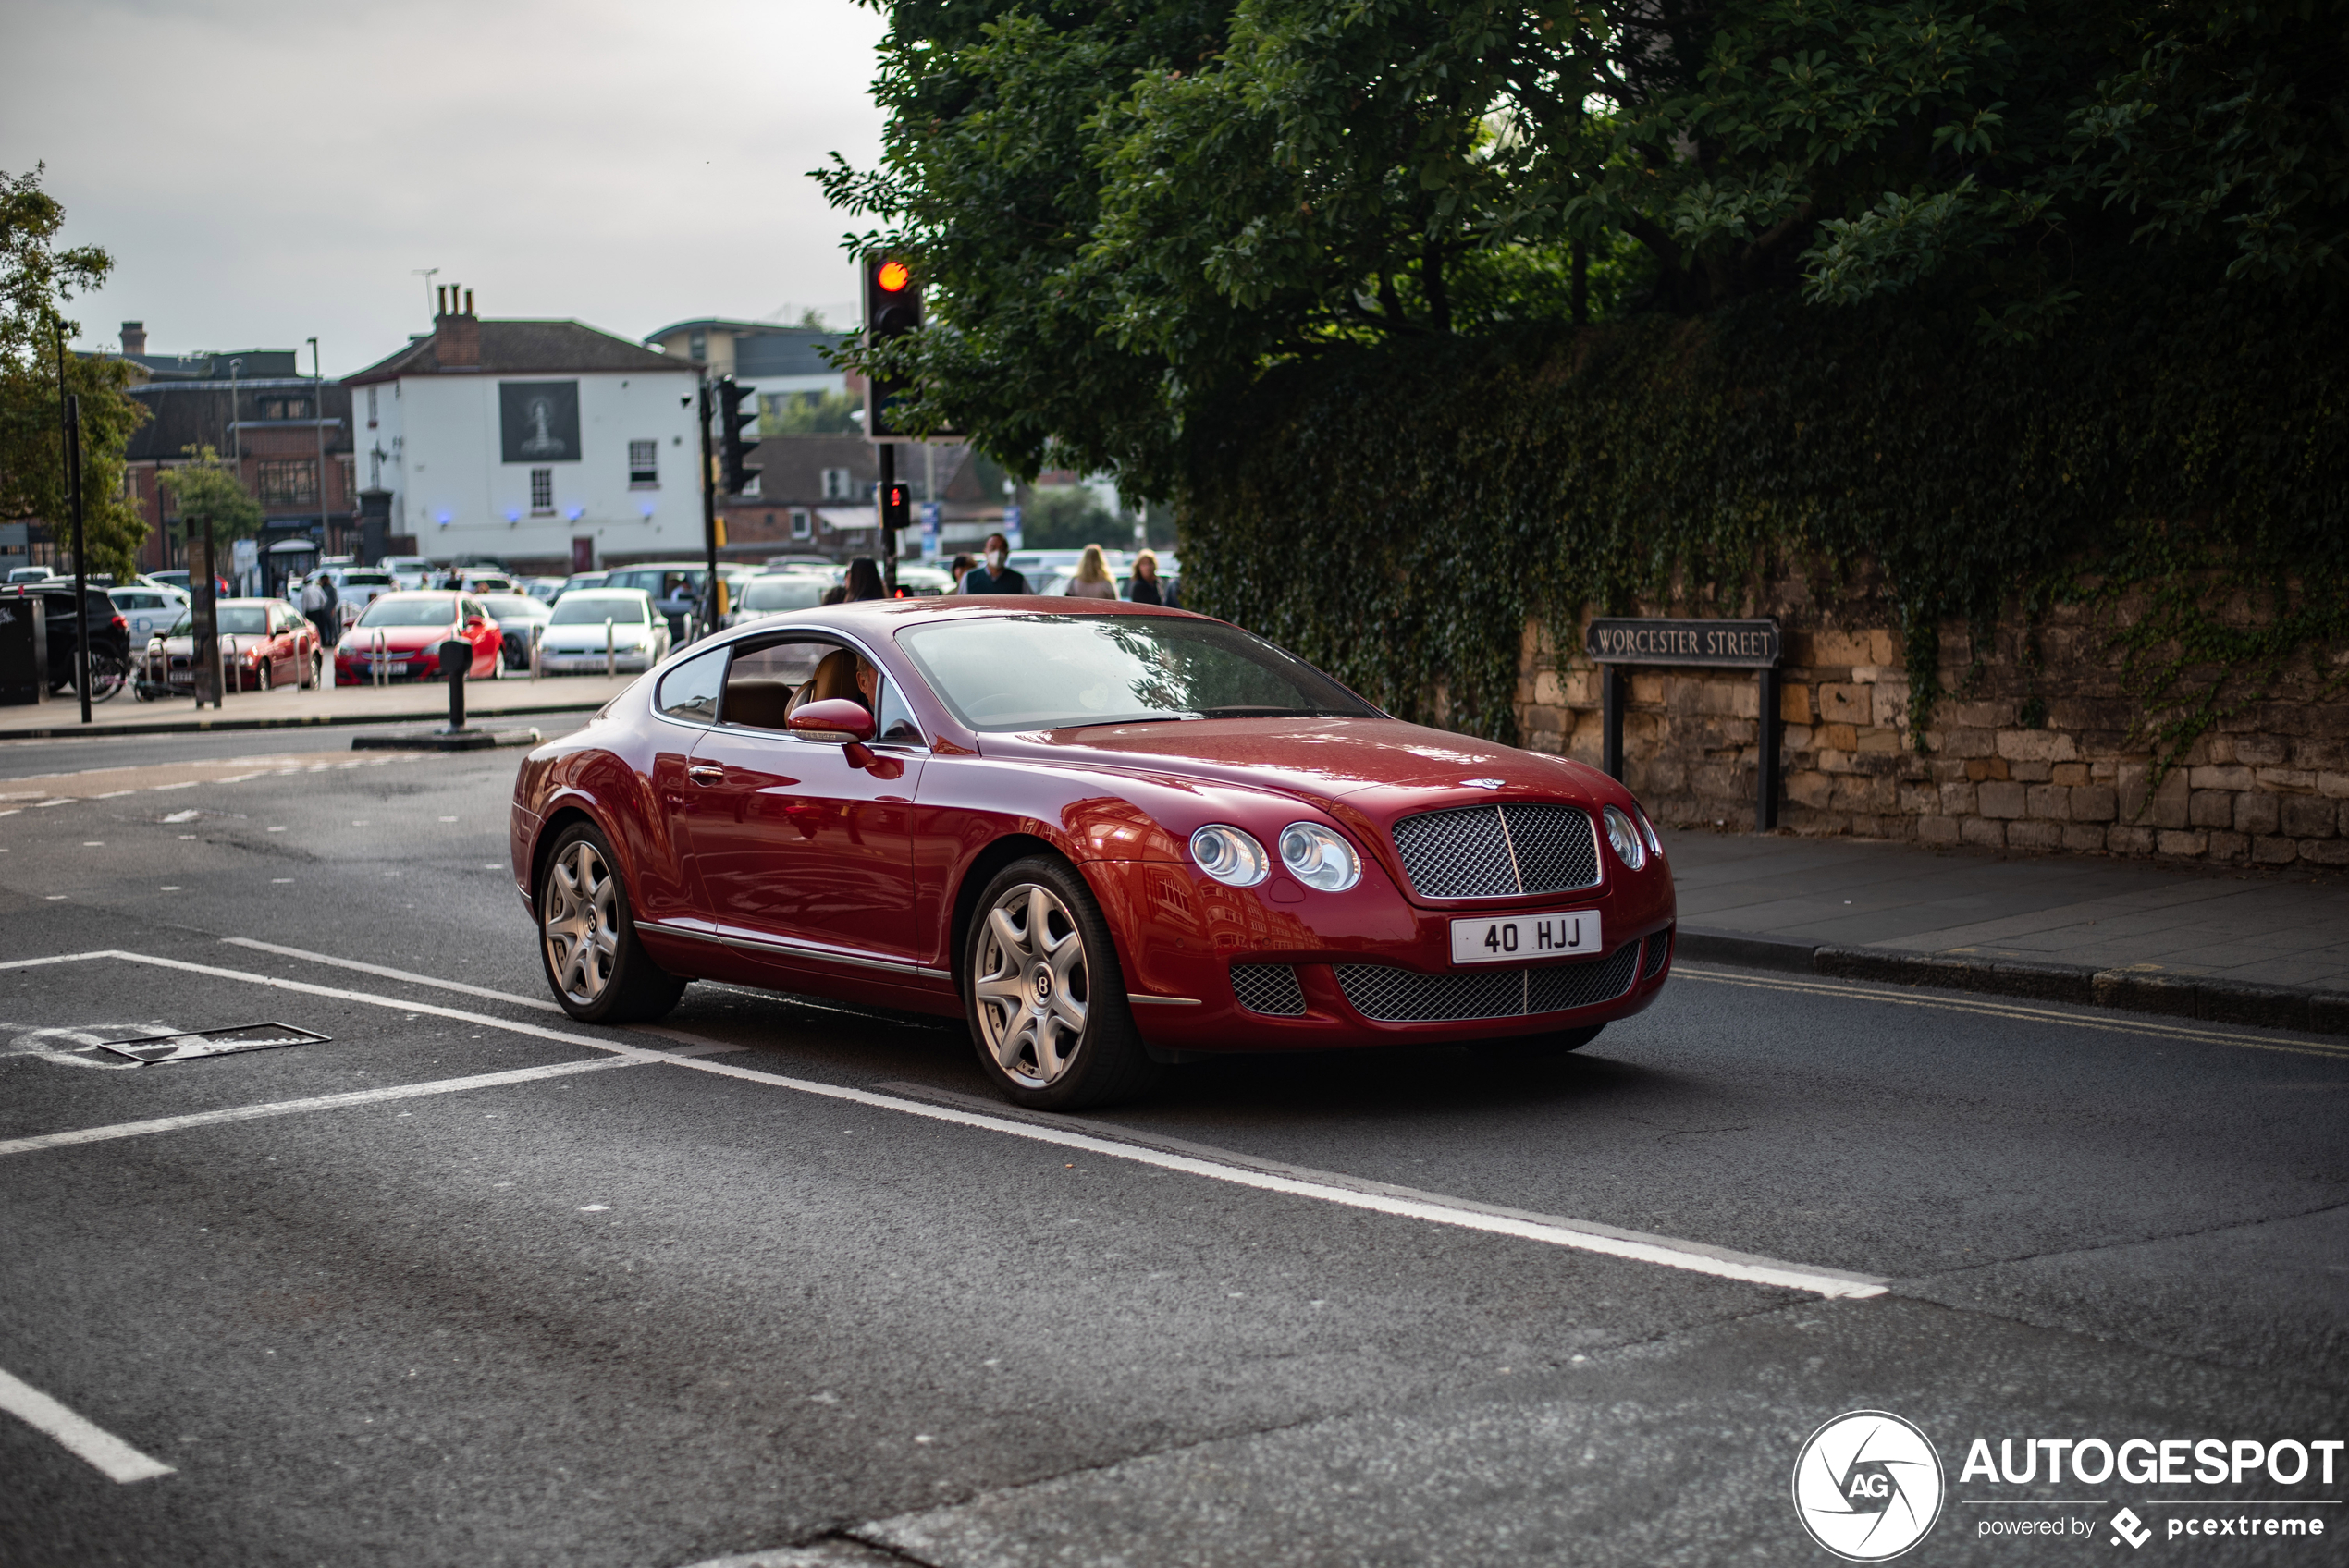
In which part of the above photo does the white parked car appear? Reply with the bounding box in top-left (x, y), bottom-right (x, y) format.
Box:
top-left (317, 566), bottom-right (398, 622)
top-left (535, 589), bottom-right (671, 673)
top-left (109, 583), bottom-right (189, 643)
top-left (724, 570), bottom-right (831, 628)
top-left (379, 555), bottom-right (437, 590)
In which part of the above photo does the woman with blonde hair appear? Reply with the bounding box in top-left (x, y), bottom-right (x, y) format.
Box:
top-left (1064, 543), bottom-right (1117, 599)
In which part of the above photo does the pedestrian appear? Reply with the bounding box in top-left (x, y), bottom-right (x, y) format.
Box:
top-left (441, 565), bottom-right (463, 591)
top-left (1064, 544), bottom-right (1117, 599)
top-left (1126, 549), bottom-right (1163, 605)
top-left (959, 533), bottom-right (1027, 594)
top-left (947, 553), bottom-right (975, 593)
top-left (842, 557), bottom-right (887, 603)
top-left (314, 570), bottom-right (341, 645)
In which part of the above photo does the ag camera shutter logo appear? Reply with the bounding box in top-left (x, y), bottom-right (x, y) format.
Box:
top-left (1793, 1410), bottom-right (1946, 1561)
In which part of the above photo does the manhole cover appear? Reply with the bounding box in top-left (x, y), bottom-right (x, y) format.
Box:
top-left (94, 1023), bottom-right (331, 1064)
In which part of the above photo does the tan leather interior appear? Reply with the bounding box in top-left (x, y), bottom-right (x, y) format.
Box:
top-left (786, 649), bottom-right (863, 715)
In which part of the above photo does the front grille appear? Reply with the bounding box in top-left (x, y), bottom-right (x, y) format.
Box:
top-left (1230, 963), bottom-right (1306, 1017)
top-left (1642, 925), bottom-right (1673, 978)
top-left (1389, 803), bottom-right (1599, 900)
top-left (1336, 941), bottom-right (1642, 1023)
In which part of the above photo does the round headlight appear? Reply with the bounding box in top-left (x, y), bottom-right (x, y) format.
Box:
top-left (1278, 822), bottom-right (1361, 892)
top-left (1603, 804), bottom-right (1647, 871)
top-left (1189, 824), bottom-right (1269, 888)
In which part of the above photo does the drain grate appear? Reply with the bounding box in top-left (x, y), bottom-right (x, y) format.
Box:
top-left (95, 1023), bottom-right (331, 1065)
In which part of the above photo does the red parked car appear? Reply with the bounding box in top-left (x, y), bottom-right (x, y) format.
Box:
top-left (336, 591), bottom-right (507, 685)
top-left (510, 599), bottom-right (1676, 1109)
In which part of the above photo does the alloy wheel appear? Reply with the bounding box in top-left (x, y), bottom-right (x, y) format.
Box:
top-left (543, 839), bottom-right (620, 1006)
top-left (972, 882), bottom-right (1089, 1088)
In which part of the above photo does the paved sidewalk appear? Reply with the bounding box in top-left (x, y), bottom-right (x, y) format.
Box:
top-left (1665, 828), bottom-right (2349, 1033)
top-left (0, 672), bottom-right (634, 738)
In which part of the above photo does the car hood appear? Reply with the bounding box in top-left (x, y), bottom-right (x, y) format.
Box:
top-left (980, 716), bottom-right (1612, 805)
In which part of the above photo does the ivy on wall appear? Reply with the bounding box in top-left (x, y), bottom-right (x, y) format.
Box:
top-left (1178, 287), bottom-right (2349, 772)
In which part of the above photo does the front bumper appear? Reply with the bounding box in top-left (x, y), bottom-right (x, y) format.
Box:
top-left (1081, 854), bottom-right (1676, 1052)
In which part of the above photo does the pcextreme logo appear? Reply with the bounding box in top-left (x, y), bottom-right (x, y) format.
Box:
top-left (1793, 1410), bottom-right (1947, 1561)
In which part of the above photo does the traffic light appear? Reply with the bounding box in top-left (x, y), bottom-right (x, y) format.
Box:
top-left (880, 480), bottom-right (910, 533)
top-left (717, 376), bottom-right (758, 495)
top-left (863, 252), bottom-right (923, 440)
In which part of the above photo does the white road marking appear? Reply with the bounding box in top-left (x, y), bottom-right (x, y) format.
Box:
top-left (92, 790), bottom-right (134, 799)
top-left (221, 937), bottom-right (565, 1013)
top-left (1675, 964), bottom-right (2349, 1060)
top-left (35, 797), bottom-right (72, 807)
top-left (0, 1058), bottom-right (646, 1157)
top-left (162, 810), bottom-right (199, 824)
top-left (148, 781), bottom-right (199, 791)
top-left (2, 949), bottom-right (1879, 1298)
top-left (0, 1365), bottom-right (175, 1484)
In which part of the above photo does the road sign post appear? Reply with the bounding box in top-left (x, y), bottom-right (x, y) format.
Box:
top-left (1584, 617), bottom-right (1784, 831)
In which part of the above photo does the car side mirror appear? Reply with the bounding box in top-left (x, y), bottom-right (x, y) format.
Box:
top-left (787, 698), bottom-right (876, 744)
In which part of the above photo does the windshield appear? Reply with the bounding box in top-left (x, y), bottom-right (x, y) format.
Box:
top-left (479, 594), bottom-right (546, 619)
top-left (898, 614), bottom-right (1376, 731)
top-left (548, 594), bottom-right (649, 626)
top-left (192, 606), bottom-right (268, 635)
top-left (741, 576), bottom-right (828, 612)
top-left (356, 594), bottom-right (461, 628)
top-left (338, 570), bottom-right (393, 587)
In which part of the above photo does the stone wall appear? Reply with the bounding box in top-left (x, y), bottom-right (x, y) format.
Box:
top-left (1513, 568), bottom-right (2349, 868)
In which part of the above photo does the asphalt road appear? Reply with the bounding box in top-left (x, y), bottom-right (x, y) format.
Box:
top-left (1, 727), bottom-right (2343, 1568)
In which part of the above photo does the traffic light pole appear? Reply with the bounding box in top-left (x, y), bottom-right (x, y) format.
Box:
top-left (697, 376), bottom-right (719, 641)
top-left (878, 442), bottom-right (897, 595)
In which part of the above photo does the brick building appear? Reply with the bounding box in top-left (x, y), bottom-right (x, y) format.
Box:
top-left (107, 323), bottom-right (356, 582)
top-left (717, 437), bottom-right (1016, 562)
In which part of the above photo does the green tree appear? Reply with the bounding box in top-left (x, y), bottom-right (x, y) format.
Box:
top-left (157, 446), bottom-right (263, 561)
top-left (1020, 484), bottom-right (1120, 549)
top-left (0, 165), bottom-right (148, 579)
top-left (762, 388), bottom-right (866, 435)
top-left (822, 2), bottom-right (2349, 484)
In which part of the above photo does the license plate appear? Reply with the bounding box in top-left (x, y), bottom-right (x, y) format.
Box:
top-left (1450, 909), bottom-right (1600, 965)
top-left (373, 659), bottom-right (408, 674)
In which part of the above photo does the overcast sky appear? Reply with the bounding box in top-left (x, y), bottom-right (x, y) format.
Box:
top-left (6, 0), bottom-right (889, 374)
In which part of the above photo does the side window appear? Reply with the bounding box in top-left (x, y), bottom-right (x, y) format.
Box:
top-left (656, 645), bottom-right (727, 724)
top-left (876, 679), bottom-right (922, 745)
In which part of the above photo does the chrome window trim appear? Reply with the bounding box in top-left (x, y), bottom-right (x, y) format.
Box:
top-left (705, 623), bottom-right (930, 751)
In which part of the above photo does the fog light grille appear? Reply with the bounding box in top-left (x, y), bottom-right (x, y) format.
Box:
top-left (1642, 925), bottom-right (1673, 978)
top-left (1230, 963), bottom-right (1306, 1017)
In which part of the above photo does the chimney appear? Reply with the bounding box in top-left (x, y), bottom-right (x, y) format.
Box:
top-left (120, 321), bottom-right (146, 355)
top-left (434, 284), bottom-right (479, 369)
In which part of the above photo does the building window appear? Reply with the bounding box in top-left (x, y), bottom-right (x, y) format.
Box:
top-left (338, 457), bottom-right (355, 505)
top-left (688, 329), bottom-right (707, 362)
top-left (821, 467), bottom-right (854, 501)
top-left (366, 386), bottom-right (378, 428)
top-left (530, 469), bottom-right (554, 513)
top-left (257, 459), bottom-right (318, 505)
top-left (791, 508), bottom-right (811, 540)
top-left (628, 439), bottom-right (658, 487)
top-left (258, 396), bottom-right (312, 421)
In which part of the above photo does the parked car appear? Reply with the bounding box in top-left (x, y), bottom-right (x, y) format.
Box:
top-left (110, 582), bottom-right (189, 643)
top-left (508, 599), bottom-right (1677, 1109)
top-left (144, 598), bottom-right (323, 694)
top-left (534, 588), bottom-right (670, 673)
top-left (522, 576), bottom-right (569, 604)
top-left (552, 570), bottom-right (608, 601)
top-left (6, 566), bottom-right (54, 584)
top-left (333, 591), bottom-right (507, 684)
top-left (315, 566), bottom-right (399, 624)
top-left (476, 593), bottom-right (553, 670)
top-left (890, 564), bottom-right (956, 596)
top-left (456, 570), bottom-right (515, 594)
top-left (762, 554), bottom-right (839, 571)
top-left (725, 570), bottom-right (830, 628)
top-left (3, 583), bottom-right (131, 700)
top-left (599, 563), bottom-right (719, 643)
top-left (378, 555), bottom-right (437, 590)
top-left (146, 569), bottom-right (233, 599)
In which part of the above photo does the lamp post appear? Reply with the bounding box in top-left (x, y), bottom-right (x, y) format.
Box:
top-left (51, 319), bottom-right (91, 724)
top-left (309, 337), bottom-right (329, 558)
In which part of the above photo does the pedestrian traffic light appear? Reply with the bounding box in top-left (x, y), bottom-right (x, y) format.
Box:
top-left (863, 252), bottom-right (923, 441)
top-left (717, 376), bottom-right (758, 496)
top-left (881, 481), bottom-right (910, 533)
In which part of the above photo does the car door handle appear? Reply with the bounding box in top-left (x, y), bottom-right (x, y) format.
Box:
top-left (687, 765), bottom-right (725, 786)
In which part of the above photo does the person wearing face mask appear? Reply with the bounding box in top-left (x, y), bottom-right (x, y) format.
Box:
top-left (959, 532), bottom-right (1028, 595)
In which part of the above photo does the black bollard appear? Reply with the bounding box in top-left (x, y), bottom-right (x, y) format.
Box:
top-left (439, 638), bottom-right (471, 731)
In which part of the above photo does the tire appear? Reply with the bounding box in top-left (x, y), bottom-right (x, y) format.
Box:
top-left (536, 822), bottom-right (687, 1024)
top-left (1470, 1023), bottom-right (1605, 1059)
top-left (85, 651), bottom-right (126, 703)
top-left (964, 854), bottom-right (1157, 1110)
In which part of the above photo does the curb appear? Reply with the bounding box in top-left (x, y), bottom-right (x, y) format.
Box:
top-left (0, 697), bottom-right (606, 741)
top-left (1675, 926), bottom-right (2349, 1038)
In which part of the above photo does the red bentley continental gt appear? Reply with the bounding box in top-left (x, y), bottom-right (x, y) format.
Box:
top-left (510, 599), bottom-right (1676, 1108)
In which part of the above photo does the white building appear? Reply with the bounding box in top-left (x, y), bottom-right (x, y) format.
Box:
top-left (346, 290), bottom-right (701, 573)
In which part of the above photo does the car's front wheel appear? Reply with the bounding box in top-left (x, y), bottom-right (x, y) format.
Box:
top-left (538, 822), bottom-right (685, 1024)
top-left (965, 855), bottom-right (1156, 1110)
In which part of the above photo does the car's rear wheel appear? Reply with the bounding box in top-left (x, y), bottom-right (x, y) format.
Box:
top-left (538, 822), bottom-right (685, 1024)
top-left (965, 855), bottom-right (1156, 1110)
top-left (1470, 1023), bottom-right (1605, 1059)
